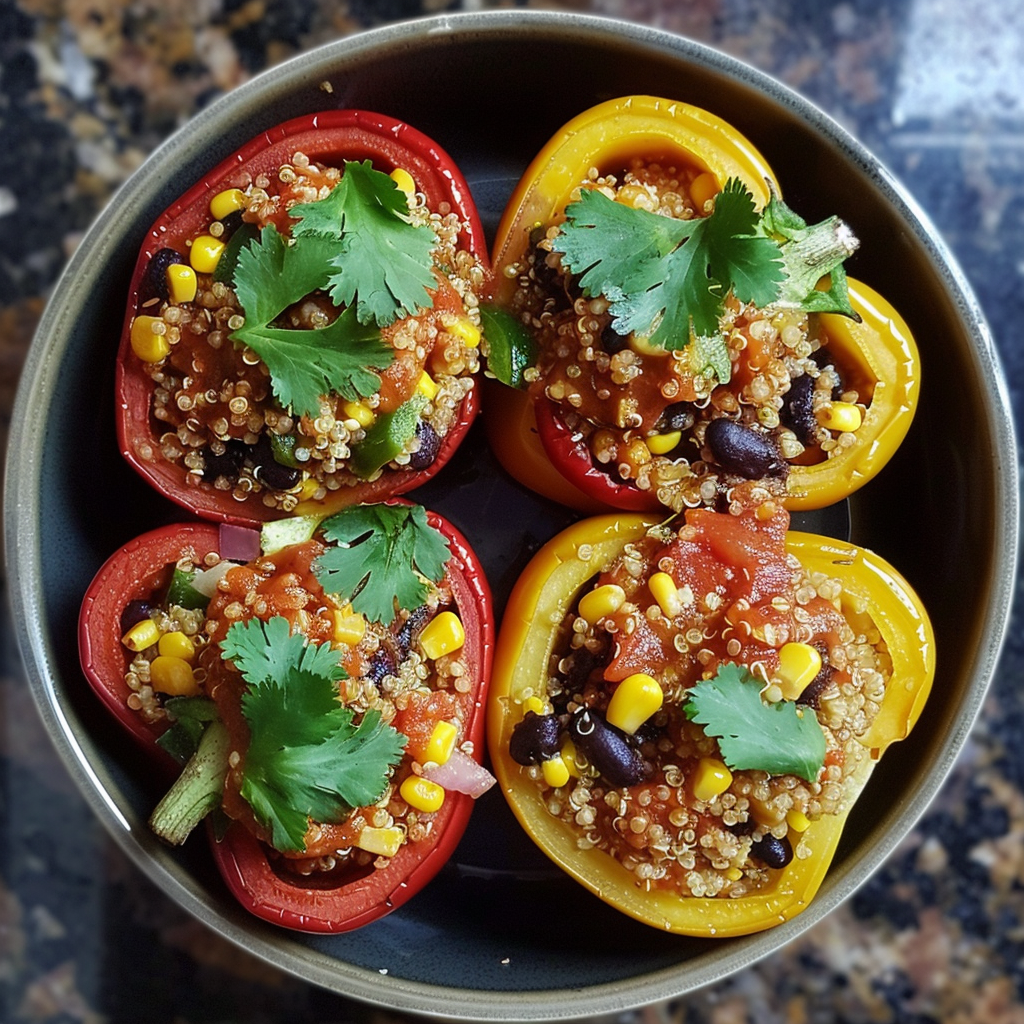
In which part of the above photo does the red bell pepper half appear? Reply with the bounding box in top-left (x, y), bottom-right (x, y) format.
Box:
top-left (532, 397), bottom-right (661, 512)
top-left (117, 110), bottom-right (489, 526)
top-left (77, 507), bottom-right (494, 933)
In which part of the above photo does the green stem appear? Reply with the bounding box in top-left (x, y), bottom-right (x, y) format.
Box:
top-left (149, 719), bottom-right (231, 845)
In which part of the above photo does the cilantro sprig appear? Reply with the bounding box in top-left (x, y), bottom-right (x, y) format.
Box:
top-left (221, 616), bottom-right (406, 853)
top-left (684, 663), bottom-right (826, 782)
top-left (229, 160), bottom-right (439, 418)
top-left (314, 504), bottom-right (451, 627)
top-left (550, 178), bottom-right (859, 383)
top-left (289, 160), bottom-right (439, 327)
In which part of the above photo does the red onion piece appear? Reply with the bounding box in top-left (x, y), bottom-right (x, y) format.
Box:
top-left (423, 749), bottom-right (496, 799)
top-left (219, 523), bottom-right (261, 563)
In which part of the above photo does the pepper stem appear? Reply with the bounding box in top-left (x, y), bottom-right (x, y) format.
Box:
top-left (148, 719), bottom-right (231, 846)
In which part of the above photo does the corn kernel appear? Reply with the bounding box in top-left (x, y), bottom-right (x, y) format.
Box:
top-left (448, 316), bottom-right (481, 348)
top-left (390, 167), bottom-right (416, 195)
top-left (692, 757), bottom-right (733, 802)
top-left (725, 866), bottom-right (744, 882)
top-left (189, 234), bottom-right (226, 274)
top-left (157, 630), bottom-right (196, 662)
top-left (541, 755), bottom-right (571, 789)
top-left (355, 826), bottom-right (404, 858)
top-left (150, 655), bottom-right (199, 696)
top-left (623, 437), bottom-right (652, 467)
top-left (416, 371), bottom-right (439, 401)
top-left (629, 334), bottom-right (670, 358)
top-left (342, 400), bottom-right (376, 428)
top-left (129, 316), bottom-right (170, 363)
top-left (560, 739), bottom-right (582, 778)
top-left (606, 673), bottom-right (663, 734)
top-left (690, 171), bottom-right (720, 209)
top-left (419, 611), bottom-right (465, 660)
top-left (818, 401), bottom-right (863, 432)
top-left (648, 571), bottom-right (682, 618)
top-left (777, 642), bottom-right (823, 700)
top-left (332, 606), bottom-right (366, 646)
top-left (298, 475), bottom-right (319, 501)
top-left (209, 188), bottom-right (247, 221)
top-left (645, 430), bottom-right (682, 456)
top-left (166, 263), bottom-right (198, 304)
top-left (523, 696), bottom-right (548, 716)
top-left (577, 583), bottom-right (625, 624)
top-left (786, 809), bottom-right (811, 833)
top-left (421, 720), bottom-right (458, 766)
top-left (122, 618), bottom-right (161, 651)
top-left (400, 775), bottom-right (446, 813)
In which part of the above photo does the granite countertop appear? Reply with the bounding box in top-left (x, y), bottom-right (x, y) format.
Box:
top-left (2, 1), bottom-right (1023, 1022)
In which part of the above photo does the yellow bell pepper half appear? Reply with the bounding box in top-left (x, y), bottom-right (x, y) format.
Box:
top-left (486, 94), bottom-right (921, 514)
top-left (486, 514), bottom-right (935, 937)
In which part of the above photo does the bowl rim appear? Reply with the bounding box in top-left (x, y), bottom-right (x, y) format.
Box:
top-left (4, 8), bottom-right (1019, 1021)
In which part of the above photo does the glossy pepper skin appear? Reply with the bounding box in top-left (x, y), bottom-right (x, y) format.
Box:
top-left (486, 514), bottom-right (935, 937)
top-left (117, 110), bottom-right (488, 527)
top-left (485, 96), bottom-right (921, 514)
top-left (78, 508), bottom-right (494, 933)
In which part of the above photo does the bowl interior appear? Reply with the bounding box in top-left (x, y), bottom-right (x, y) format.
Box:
top-left (6, 11), bottom-right (1016, 1020)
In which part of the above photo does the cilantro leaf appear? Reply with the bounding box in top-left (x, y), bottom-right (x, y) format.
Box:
top-left (290, 160), bottom-right (438, 327)
top-left (684, 663), bottom-right (826, 782)
top-left (232, 224), bottom-right (329, 325)
top-left (223, 616), bottom-right (406, 853)
top-left (238, 307), bottom-right (387, 417)
top-left (231, 224), bottom-right (393, 418)
top-left (314, 504), bottom-right (451, 626)
top-left (552, 180), bottom-right (785, 358)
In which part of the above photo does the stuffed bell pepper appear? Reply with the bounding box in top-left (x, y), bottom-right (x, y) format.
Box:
top-left (78, 503), bottom-right (494, 932)
top-left (487, 506), bottom-right (934, 935)
top-left (484, 96), bottom-right (920, 514)
top-left (119, 111), bottom-right (490, 525)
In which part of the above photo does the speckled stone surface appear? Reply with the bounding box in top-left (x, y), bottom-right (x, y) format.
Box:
top-left (2, 1), bottom-right (1023, 1022)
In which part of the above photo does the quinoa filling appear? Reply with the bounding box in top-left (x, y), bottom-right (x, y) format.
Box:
top-left (508, 159), bottom-right (867, 512)
top-left (508, 505), bottom-right (892, 899)
top-left (129, 151), bottom-right (486, 513)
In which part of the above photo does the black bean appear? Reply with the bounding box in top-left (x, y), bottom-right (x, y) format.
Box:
top-left (251, 435), bottom-right (301, 491)
top-left (366, 644), bottom-right (398, 684)
top-left (797, 648), bottom-right (834, 710)
top-left (659, 401), bottom-right (696, 433)
top-left (560, 640), bottom-right (609, 697)
top-left (120, 599), bottom-right (154, 634)
top-left (201, 441), bottom-right (246, 482)
top-left (567, 708), bottom-right (647, 788)
top-left (600, 322), bottom-right (629, 354)
top-left (751, 833), bottom-right (793, 869)
top-left (142, 247), bottom-right (186, 302)
top-left (509, 712), bottom-right (563, 766)
top-left (394, 604), bottom-right (432, 658)
top-left (219, 209), bottom-right (245, 235)
top-left (781, 373), bottom-right (818, 446)
top-left (705, 418), bottom-right (786, 479)
top-left (409, 421), bottom-right (441, 470)
top-left (728, 817), bottom-right (757, 837)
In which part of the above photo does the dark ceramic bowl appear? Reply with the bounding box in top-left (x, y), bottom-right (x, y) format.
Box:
top-left (5, 10), bottom-right (1018, 1020)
